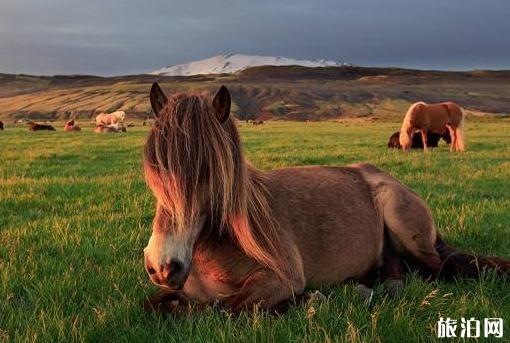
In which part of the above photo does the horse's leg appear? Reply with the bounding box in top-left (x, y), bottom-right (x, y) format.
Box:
top-left (380, 243), bottom-right (405, 297)
top-left (355, 164), bottom-right (442, 277)
top-left (453, 127), bottom-right (465, 152)
top-left (420, 129), bottom-right (428, 152)
top-left (371, 181), bottom-right (442, 275)
top-left (223, 269), bottom-right (305, 314)
top-left (446, 125), bottom-right (456, 152)
top-left (144, 288), bottom-right (206, 315)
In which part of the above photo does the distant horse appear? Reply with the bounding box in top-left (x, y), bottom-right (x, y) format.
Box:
top-left (94, 123), bottom-right (126, 133)
top-left (27, 121), bottom-right (56, 131)
top-left (399, 102), bottom-right (465, 152)
top-left (252, 120), bottom-right (264, 126)
top-left (388, 129), bottom-right (451, 149)
top-left (95, 110), bottom-right (126, 126)
top-left (64, 119), bottom-right (81, 132)
top-left (142, 83), bottom-right (510, 315)
top-left (0, 121), bottom-right (3, 130)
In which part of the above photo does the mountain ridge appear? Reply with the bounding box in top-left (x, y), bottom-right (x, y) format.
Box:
top-left (150, 54), bottom-right (350, 76)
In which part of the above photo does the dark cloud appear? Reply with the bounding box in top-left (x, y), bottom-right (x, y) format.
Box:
top-left (0, 0), bottom-right (509, 75)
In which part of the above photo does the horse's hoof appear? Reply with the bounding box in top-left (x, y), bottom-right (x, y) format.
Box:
top-left (386, 279), bottom-right (404, 298)
top-left (305, 290), bottom-right (326, 303)
top-left (355, 284), bottom-right (374, 307)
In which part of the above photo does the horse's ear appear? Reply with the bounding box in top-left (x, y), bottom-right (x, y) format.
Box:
top-left (212, 85), bottom-right (231, 123)
top-left (150, 82), bottom-right (168, 117)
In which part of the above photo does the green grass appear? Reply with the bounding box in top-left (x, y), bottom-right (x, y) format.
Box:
top-left (1, 120), bottom-right (509, 342)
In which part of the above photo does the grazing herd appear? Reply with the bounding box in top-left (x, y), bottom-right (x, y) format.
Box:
top-left (2, 111), bottom-right (130, 133)
top-left (1, 101), bottom-right (464, 152)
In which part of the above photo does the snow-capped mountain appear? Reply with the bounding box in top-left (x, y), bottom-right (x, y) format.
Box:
top-left (150, 54), bottom-right (348, 76)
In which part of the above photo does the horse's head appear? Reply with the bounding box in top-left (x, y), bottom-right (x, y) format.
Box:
top-left (441, 127), bottom-right (452, 144)
top-left (398, 127), bottom-right (413, 151)
top-left (387, 131), bottom-right (401, 148)
top-left (116, 111), bottom-right (126, 122)
top-left (142, 83), bottom-right (243, 289)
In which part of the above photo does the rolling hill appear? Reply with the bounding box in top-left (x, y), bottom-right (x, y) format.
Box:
top-left (1, 66), bottom-right (510, 121)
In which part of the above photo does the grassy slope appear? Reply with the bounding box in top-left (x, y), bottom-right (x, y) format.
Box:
top-left (1, 120), bottom-right (509, 342)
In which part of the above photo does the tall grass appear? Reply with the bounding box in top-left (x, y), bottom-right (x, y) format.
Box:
top-left (1, 120), bottom-right (509, 342)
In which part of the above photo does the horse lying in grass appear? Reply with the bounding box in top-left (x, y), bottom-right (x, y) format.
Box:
top-left (64, 119), bottom-right (81, 132)
top-left (27, 121), bottom-right (56, 131)
top-left (143, 83), bottom-right (509, 315)
top-left (399, 102), bottom-right (465, 152)
top-left (388, 129), bottom-right (451, 149)
top-left (94, 123), bottom-right (126, 133)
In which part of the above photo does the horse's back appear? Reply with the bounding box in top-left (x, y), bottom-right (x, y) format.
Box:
top-left (413, 102), bottom-right (463, 130)
top-left (443, 102), bottom-right (464, 126)
top-left (96, 113), bottom-right (117, 125)
top-left (65, 125), bottom-right (81, 131)
top-left (263, 165), bottom-right (385, 284)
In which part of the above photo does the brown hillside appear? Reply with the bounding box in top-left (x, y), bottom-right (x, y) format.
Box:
top-left (0, 66), bottom-right (509, 121)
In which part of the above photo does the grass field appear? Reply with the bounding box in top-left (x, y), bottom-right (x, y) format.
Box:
top-left (1, 120), bottom-right (509, 342)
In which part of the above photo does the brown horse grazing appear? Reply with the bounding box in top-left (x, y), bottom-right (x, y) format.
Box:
top-left (399, 102), bottom-right (465, 152)
top-left (143, 83), bottom-right (510, 315)
top-left (388, 129), bottom-right (451, 149)
top-left (252, 120), bottom-right (264, 126)
top-left (64, 119), bottom-right (81, 132)
top-left (27, 121), bottom-right (56, 131)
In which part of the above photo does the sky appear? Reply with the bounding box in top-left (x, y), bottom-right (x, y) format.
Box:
top-left (0, 0), bottom-right (509, 76)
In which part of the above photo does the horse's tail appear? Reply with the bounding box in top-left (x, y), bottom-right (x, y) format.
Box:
top-left (435, 235), bottom-right (510, 279)
top-left (455, 107), bottom-right (466, 151)
top-left (399, 102), bottom-right (422, 151)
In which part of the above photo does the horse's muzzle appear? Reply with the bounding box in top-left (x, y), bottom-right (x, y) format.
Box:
top-left (145, 257), bottom-right (189, 290)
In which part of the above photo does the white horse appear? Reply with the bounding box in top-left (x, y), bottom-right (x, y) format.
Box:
top-left (95, 110), bottom-right (126, 125)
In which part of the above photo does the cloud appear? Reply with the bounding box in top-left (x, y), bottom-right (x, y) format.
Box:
top-left (0, 0), bottom-right (509, 75)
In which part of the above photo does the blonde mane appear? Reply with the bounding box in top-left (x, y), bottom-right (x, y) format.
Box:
top-left (399, 102), bottom-right (425, 149)
top-left (143, 91), bottom-right (292, 282)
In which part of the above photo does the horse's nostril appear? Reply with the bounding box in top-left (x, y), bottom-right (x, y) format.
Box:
top-left (169, 260), bottom-right (183, 276)
top-left (147, 266), bottom-right (156, 275)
